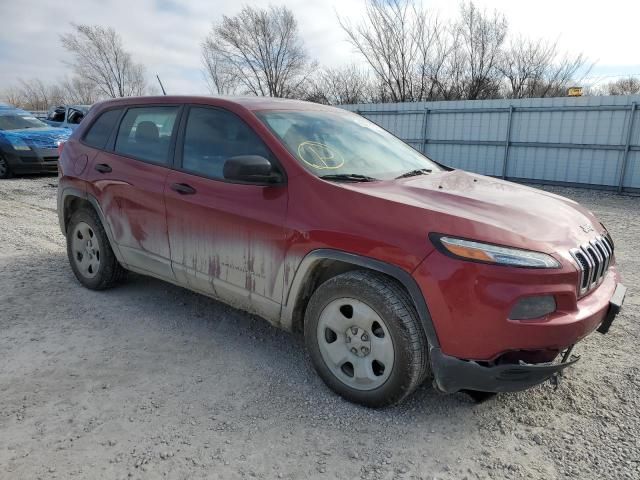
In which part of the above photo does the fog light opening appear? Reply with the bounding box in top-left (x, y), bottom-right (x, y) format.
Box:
top-left (509, 295), bottom-right (556, 320)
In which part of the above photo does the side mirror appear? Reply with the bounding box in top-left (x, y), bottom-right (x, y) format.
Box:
top-left (223, 155), bottom-right (283, 184)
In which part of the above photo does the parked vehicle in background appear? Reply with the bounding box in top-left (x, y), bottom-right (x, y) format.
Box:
top-left (57, 96), bottom-right (626, 407)
top-left (43, 105), bottom-right (90, 130)
top-left (0, 105), bottom-right (71, 178)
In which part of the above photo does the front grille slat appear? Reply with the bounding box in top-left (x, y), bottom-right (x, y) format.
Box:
top-left (573, 251), bottom-right (589, 290)
top-left (588, 243), bottom-right (603, 286)
top-left (594, 239), bottom-right (609, 276)
top-left (582, 245), bottom-right (597, 288)
top-left (569, 233), bottom-right (614, 297)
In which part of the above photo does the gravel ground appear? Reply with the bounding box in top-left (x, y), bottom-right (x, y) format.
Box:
top-left (0, 175), bottom-right (638, 480)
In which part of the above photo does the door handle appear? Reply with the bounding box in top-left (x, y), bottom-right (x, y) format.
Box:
top-left (95, 163), bottom-right (112, 173)
top-left (170, 183), bottom-right (197, 195)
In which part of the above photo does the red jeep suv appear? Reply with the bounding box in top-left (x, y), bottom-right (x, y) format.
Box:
top-left (57, 96), bottom-right (626, 407)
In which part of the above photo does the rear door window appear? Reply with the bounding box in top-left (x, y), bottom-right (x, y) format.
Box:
top-left (83, 109), bottom-right (123, 149)
top-left (181, 107), bottom-right (272, 179)
top-left (114, 106), bottom-right (179, 164)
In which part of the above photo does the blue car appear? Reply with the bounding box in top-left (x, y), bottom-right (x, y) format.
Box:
top-left (0, 104), bottom-right (72, 178)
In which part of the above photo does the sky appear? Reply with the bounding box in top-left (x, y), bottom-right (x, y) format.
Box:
top-left (1, 0), bottom-right (639, 95)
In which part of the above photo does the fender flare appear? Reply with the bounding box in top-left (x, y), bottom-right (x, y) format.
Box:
top-left (280, 249), bottom-right (440, 349)
top-left (57, 187), bottom-right (125, 264)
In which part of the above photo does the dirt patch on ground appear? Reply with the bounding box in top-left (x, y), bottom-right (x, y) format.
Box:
top-left (0, 176), bottom-right (638, 479)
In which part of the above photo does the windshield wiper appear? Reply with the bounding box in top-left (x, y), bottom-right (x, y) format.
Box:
top-left (395, 168), bottom-right (432, 179)
top-left (319, 173), bottom-right (379, 182)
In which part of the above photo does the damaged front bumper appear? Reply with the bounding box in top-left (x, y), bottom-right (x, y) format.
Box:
top-left (430, 347), bottom-right (579, 393)
top-left (431, 283), bottom-right (627, 394)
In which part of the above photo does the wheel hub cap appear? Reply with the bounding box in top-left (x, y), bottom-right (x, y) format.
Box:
top-left (317, 298), bottom-right (394, 391)
top-left (71, 222), bottom-right (100, 279)
top-left (345, 326), bottom-right (371, 357)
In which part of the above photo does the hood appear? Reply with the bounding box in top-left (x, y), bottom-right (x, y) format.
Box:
top-left (42, 120), bottom-right (81, 130)
top-left (0, 127), bottom-right (71, 149)
top-left (347, 170), bottom-right (605, 253)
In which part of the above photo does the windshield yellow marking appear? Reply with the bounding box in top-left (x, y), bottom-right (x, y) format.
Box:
top-left (297, 141), bottom-right (344, 170)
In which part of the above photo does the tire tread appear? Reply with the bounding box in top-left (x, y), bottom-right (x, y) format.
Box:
top-left (304, 269), bottom-right (430, 407)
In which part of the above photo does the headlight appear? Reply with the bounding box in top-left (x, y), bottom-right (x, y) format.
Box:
top-left (8, 137), bottom-right (31, 151)
top-left (430, 234), bottom-right (561, 268)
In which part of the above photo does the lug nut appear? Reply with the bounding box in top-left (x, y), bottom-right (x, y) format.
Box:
top-left (345, 336), bottom-right (351, 343)
top-left (361, 334), bottom-right (369, 341)
top-left (351, 327), bottom-right (358, 335)
top-left (351, 347), bottom-right (357, 354)
top-left (361, 347), bottom-right (369, 355)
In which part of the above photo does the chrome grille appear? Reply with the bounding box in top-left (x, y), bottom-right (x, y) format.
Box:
top-left (569, 233), bottom-right (614, 297)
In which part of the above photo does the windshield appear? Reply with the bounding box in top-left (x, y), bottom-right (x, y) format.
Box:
top-left (0, 113), bottom-right (49, 131)
top-left (256, 110), bottom-right (441, 180)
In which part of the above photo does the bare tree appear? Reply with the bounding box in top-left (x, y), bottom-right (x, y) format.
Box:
top-left (338, 1), bottom-right (512, 102)
top-left (338, 0), bottom-right (448, 103)
top-left (499, 37), bottom-right (589, 98)
top-left (603, 77), bottom-right (640, 96)
top-left (416, 16), bottom-right (454, 101)
top-left (300, 65), bottom-right (374, 105)
top-left (60, 24), bottom-right (147, 98)
top-left (1, 79), bottom-right (64, 111)
top-left (538, 53), bottom-right (590, 97)
top-left (2, 76), bottom-right (100, 110)
top-left (448, 1), bottom-right (507, 100)
top-left (500, 37), bottom-right (556, 98)
top-left (201, 44), bottom-right (238, 95)
top-left (21, 79), bottom-right (57, 110)
top-left (202, 6), bottom-right (314, 98)
top-left (59, 76), bottom-right (100, 104)
top-left (2, 86), bottom-right (23, 108)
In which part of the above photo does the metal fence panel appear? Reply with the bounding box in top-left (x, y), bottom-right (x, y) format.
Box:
top-left (341, 95), bottom-right (640, 192)
top-left (426, 144), bottom-right (504, 177)
top-left (625, 151), bottom-right (640, 188)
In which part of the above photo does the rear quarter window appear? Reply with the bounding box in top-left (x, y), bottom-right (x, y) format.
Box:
top-left (83, 109), bottom-right (123, 149)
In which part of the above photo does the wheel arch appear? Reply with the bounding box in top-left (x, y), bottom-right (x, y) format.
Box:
top-left (58, 187), bottom-right (125, 264)
top-left (280, 249), bottom-right (440, 349)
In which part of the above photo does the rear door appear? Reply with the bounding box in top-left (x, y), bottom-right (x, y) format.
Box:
top-left (164, 105), bottom-right (288, 321)
top-left (85, 105), bottom-right (181, 280)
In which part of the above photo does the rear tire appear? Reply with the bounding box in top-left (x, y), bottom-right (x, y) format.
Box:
top-left (67, 208), bottom-right (126, 290)
top-left (304, 270), bottom-right (430, 407)
top-left (0, 155), bottom-right (12, 179)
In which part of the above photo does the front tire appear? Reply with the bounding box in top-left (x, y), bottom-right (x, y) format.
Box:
top-left (304, 270), bottom-right (430, 407)
top-left (67, 208), bottom-right (126, 290)
top-left (0, 155), bottom-right (12, 179)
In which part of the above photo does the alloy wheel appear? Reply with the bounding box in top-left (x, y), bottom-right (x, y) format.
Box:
top-left (316, 297), bottom-right (394, 391)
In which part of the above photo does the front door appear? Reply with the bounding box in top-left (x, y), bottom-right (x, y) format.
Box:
top-left (164, 106), bottom-right (288, 321)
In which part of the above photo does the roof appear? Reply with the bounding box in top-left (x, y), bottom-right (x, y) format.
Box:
top-left (91, 95), bottom-right (342, 113)
top-left (217, 96), bottom-right (333, 110)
